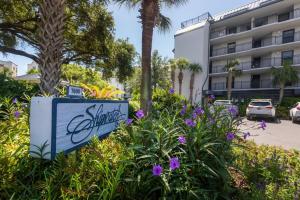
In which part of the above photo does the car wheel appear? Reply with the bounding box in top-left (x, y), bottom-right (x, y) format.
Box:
top-left (292, 116), bottom-right (296, 123)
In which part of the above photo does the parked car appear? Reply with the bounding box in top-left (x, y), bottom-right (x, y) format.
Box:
top-left (211, 100), bottom-right (239, 117)
top-left (246, 99), bottom-right (276, 120)
top-left (289, 102), bottom-right (300, 123)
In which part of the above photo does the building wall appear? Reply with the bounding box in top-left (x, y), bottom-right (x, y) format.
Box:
top-left (27, 61), bottom-right (39, 72)
top-left (174, 21), bottom-right (210, 103)
top-left (0, 60), bottom-right (18, 77)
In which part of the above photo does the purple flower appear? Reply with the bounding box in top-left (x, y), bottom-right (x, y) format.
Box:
top-left (209, 117), bottom-right (215, 124)
top-left (228, 106), bottom-right (238, 116)
top-left (194, 107), bottom-right (204, 116)
top-left (178, 136), bottom-right (186, 144)
top-left (192, 112), bottom-right (197, 119)
top-left (208, 95), bottom-right (215, 100)
top-left (260, 120), bottom-right (267, 130)
top-left (135, 110), bottom-right (145, 119)
top-left (13, 98), bottom-right (17, 104)
top-left (14, 111), bottom-right (20, 118)
top-left (243, 132), bottom-right (251, 140)
top-left (180, 105), bottom-right (187, 116)
top-left (152, 165), bottom-right (163, 176)
top-left (169, 88), bottom-right (175, 94)
top-left (169, 157), bottom-right (180, 170)
top-left (185, 119), bottom-right (196, 127)
top-left (226, 132), bottom-right (235, 141)
top-left (126, 118), bottom-right (133, 126)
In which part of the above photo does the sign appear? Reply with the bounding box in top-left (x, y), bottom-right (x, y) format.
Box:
top-left (67, 86), bottom-right (83, 98)
top-left (30, 97), bottom-right (128, 160)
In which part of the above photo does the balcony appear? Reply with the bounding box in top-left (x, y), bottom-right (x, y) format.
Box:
top-left (210, 8), bottom-right (300, 40)
top-left (211, 61), bottom-right (251, 74)
top-left (211, 23), bottom-right (251, 39)
top-left (211, 79), bottom-right (300, 91)
top-left (210, 31), bottom-right (300, 57)
top-left (210, 55), bottom-right (300, 74)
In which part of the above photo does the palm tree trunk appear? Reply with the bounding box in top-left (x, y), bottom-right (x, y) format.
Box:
top-left (178, 70), bottom-right (183, 95)
top-left (38, 0), bottom-right (65, 95)
top-left (227, 72), bottom-right (232, 100)
top-left (279, 83), bottom-right (285, 104)
top-left (140, 0), bottom-right (157, 114)
top-left (171, 69), bottom-right (175, 89)
top-left (189, 72), bottom-right (195, 104)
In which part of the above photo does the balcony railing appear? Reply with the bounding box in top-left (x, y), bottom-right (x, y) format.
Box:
top-left (211, 31), bottom-right (300, 57)
top-left (211, 82), bottom-right (226, 90)
top-left (211, 79), bottom-right (300, 90)
top-left (210, 9), bottom-right (300, 40)
top-left (210, 55), bottom-right (300, 74)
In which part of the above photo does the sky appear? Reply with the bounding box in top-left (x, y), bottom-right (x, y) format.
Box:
top-left (1, 0), bottom-right (252, 75)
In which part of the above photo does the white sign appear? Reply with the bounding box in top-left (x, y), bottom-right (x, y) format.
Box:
top-left (30, 97), bottom-right (128, 160)
top-left (67, 86), bottom-right (83, 98)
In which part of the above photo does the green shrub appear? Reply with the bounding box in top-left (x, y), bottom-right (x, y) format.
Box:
top-left (2, 94), bottom-right (299, 199)
top-left (233, 142), bottom-right (300, 200)
top-left (0, 73), bottom-right (39, 98)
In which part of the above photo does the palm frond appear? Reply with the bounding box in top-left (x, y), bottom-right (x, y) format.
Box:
top-left (162, 0), bottom-right (189, 8)
top-left (156, 13), bottom-right (171, 33)
top-left (114, 0), bottom-right (141, 8)
top-left (189, 63), bottom-right (202, 73)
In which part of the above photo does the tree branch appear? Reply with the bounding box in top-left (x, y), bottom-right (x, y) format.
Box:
top-left (0, 45), bottom-right (39, 64)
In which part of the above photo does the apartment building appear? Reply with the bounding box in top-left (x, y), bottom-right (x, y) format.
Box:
top-left (27, 61), bottom-right (39, 72)
top-left (0, 60), bottom-right (18, 77)
top-left (174, 0), bottom-right (300, 103)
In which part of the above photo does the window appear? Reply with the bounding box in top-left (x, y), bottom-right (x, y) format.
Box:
top-left (282, 50), bottom-right (294, 65)
top-left (255, 17), bottom-right (268, 27)
top-left (278, 12), bottom-right (290, 22)
top-left (227, 27), bottom-right (237, 35)
top-left (252, 57), bottom-right (261, 68)
top-left (282, 29), bottom-right (295, 43)
top-left (227, 42), bottom-right (236, 54)
top-left (253, 39), bottom-right (262, 48)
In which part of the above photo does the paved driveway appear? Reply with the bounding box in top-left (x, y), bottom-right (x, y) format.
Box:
top-left (240, 119), bottom-right (300, 151)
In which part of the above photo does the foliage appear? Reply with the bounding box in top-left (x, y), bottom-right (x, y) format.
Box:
top-left (189, 63), bottom-right (202, 73)
top-left (0, 97), bottom-right (128, 199)
top-left (272, 62), bottom-right (299, 103)
top-left (0, 0), bottom-right (135, 77)
top-left (151, 50), bottom-right (170, 89)
top-left (1, 92), bottom-right (299, 199)
top-left (152, 88), bottom-right (185, 115)
top-left (127, 50), bottom-right (171, 99)
top-left (81, 84), bottom-right (124, 99)
top-left (102, 39), bottom-right (136, 83)
top-left (61, 64), bottom-right (107, 88)
top-left (233, 142), bottom-right (300, 200)
top-left (0, 72), bottom-right (39, 98)
top-left (177, 57), bottom-right (190, 70)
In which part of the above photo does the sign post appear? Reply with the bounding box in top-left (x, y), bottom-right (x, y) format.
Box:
top-left (30, 97), bottom-right (128, 160)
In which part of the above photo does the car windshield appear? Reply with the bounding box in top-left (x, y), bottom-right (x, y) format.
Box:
top-left (250, 102), bottom-right (271, 106)
top-left (214, 100), bottom-right (231, 105)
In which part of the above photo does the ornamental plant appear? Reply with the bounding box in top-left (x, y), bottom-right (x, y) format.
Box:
top-left (114, 100), bottom-right (243, 199)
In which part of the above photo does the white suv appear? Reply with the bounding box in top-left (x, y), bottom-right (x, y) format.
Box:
top-left (289, 102), bottom-right (300, 123)
top-left (246, 99), bottom-right (276, 120)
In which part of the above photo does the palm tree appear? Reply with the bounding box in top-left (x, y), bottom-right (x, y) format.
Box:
top-left (271, 61), bottom-right (299, 104)
top-left (224, 60), bottom-right (240, 100)
top-left (188, 63), bottom-right (202, 104)
top-left (177, 58), bottom-right (189, 95)
top-left (169, 58), bottom-right (177, 89)
top-left (115, 0), bottom-right (188, 114)
top-left (38, 0), bottom-right (66, 95)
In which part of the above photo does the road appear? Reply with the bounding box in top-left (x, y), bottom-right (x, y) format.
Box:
top-left (240, 119), bottom-right (300, 151)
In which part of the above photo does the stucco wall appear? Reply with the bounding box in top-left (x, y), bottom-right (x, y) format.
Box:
top-left (174, 21), bottom-right (210, 103)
